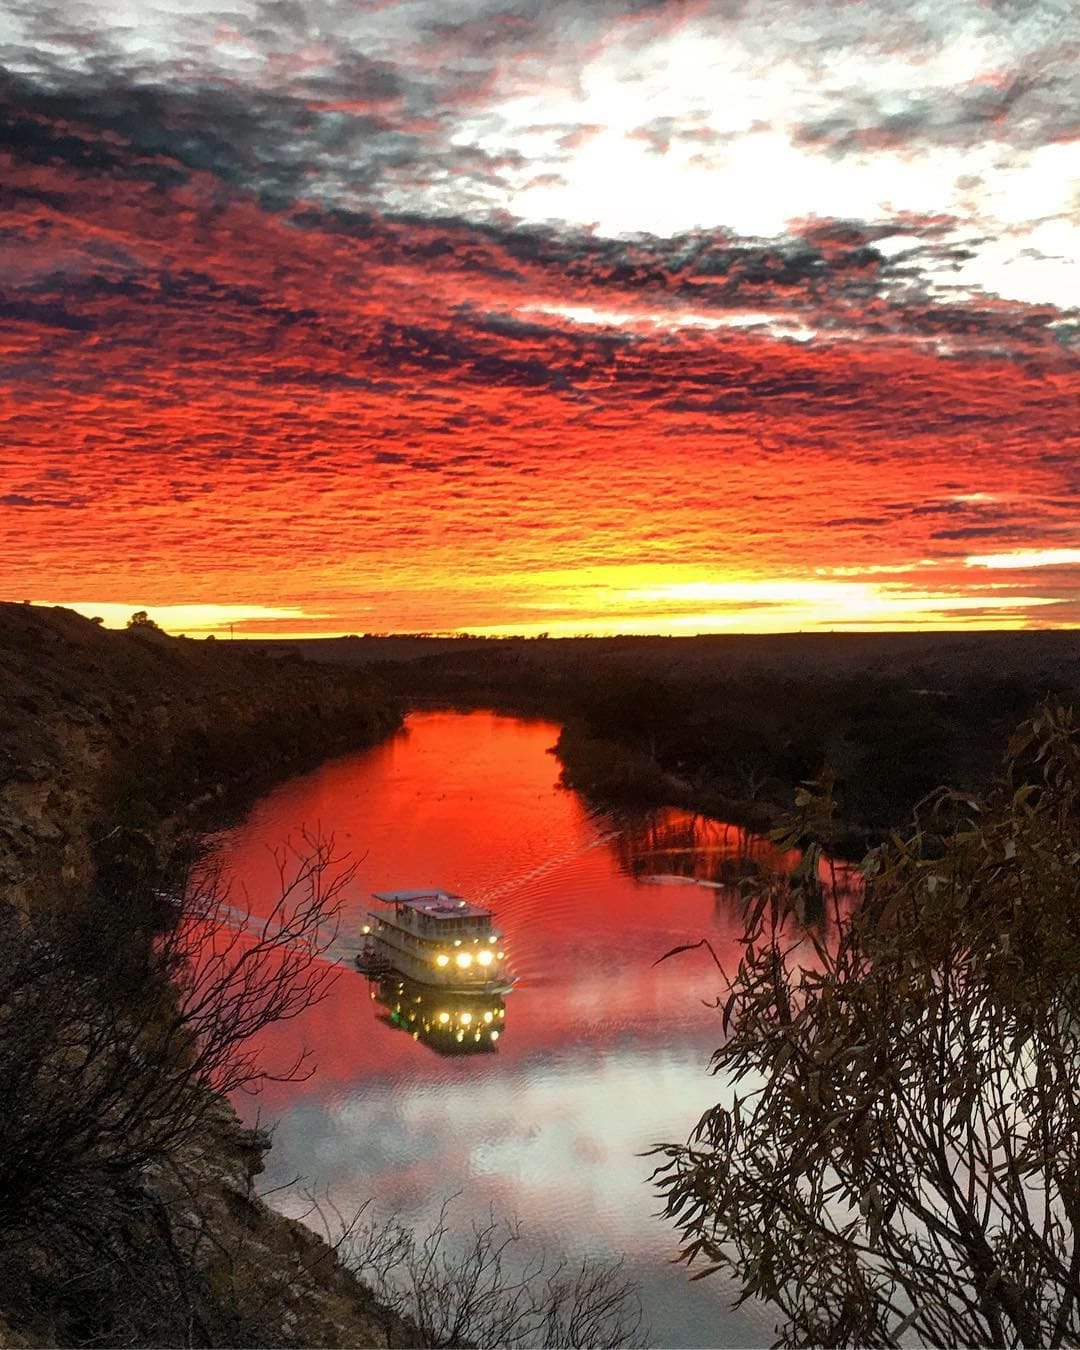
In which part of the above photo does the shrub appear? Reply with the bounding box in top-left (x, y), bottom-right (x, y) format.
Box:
top-left (651, 703), bottom-right (1080, 1348)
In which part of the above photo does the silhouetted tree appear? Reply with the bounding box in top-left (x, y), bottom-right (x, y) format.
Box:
top-left (345, 1196), bottom-right (647, 1348)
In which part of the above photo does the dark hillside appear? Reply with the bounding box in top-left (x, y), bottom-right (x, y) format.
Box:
top-left (0, 603), bottom-right (410, 1348)
top-left (0, 602), bottom-right (401, 911)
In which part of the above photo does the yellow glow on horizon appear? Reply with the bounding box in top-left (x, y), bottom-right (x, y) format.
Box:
top-left (966, 549), bottom-right (1080, 569)
top-left (626, 580), bottom-right (876, 605)
top-left (461, 576), bottom-right (1061, 637)
top-left (34, 566), bottom-right (1072, 642)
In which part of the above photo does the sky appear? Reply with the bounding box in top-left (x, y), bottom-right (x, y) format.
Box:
top-left (2, 0), bottom-right (1078, 637)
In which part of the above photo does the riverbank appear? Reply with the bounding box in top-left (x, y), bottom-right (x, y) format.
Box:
top-left (0, 603), bottom-right (411, 1348)
top-left (347, 634), bottom-right (1080, 854)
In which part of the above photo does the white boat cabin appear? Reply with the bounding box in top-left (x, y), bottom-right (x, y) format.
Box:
top-left (362, 888), bottom-right (509, 990)
top-left (370, 890), bottom-right (498, 941)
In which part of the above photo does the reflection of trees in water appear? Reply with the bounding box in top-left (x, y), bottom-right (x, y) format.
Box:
top-left (368, 973), bottom-right (506, 1057)
top-left (614, 809), bottom-right (795, 886)
top-left (612, 808), bottom-right (864, 914)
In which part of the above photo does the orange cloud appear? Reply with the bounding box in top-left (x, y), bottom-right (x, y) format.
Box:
top-left (2, 91), bottom-right (1078, 634)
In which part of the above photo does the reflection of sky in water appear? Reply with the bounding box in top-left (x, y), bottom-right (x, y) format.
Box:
top-left (212, 711), bottom-right (836, 1347)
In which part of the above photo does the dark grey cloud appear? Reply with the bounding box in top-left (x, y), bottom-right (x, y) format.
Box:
top-left (0, 70), bottom-right (421, 205)
top-left (1, 491), bottom-right (80, 508)
top-left (0, 294), bottom-right (96, 331)
top-left (0, 0), bottom-right (1076, 373)
top-left (0, 90), bottom-right (185, 186)
top-left (933, 524), bottom-right (1044, 540)
top-left (792, 71), bottom-right (1078, 156)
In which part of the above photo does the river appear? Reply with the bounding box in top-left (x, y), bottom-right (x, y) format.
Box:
top-left (209, 709), bottom-right (846, 1347)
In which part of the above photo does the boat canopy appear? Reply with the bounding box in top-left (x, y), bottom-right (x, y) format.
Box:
top-left (372, 889), bottom-right (493, 920)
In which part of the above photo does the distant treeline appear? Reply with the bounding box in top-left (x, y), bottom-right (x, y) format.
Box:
top-left (365, 634), bottom-right (1080, 852)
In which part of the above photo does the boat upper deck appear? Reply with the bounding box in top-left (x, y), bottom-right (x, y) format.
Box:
top-left (372, 890), bottom-right (493, 922)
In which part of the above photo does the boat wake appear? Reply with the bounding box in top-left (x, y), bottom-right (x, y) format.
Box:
top-left (473, 822), bottom-right (623, 906)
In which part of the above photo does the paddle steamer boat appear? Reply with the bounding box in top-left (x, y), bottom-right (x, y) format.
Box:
top-left (357, 889), bottom-right (511, 993)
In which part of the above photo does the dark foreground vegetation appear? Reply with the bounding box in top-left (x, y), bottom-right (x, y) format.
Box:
top-left (0, 840), bottom-right (416, 1347)
top-left (251, 629), bottom-right (1080, 853)
top-left (653, 701), bottom-right (1080, 1348)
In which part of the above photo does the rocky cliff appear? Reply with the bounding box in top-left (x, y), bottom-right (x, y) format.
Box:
top-left (0, 603), bottom-right (402, 912)
top-left (0, 603), bottom-right (412, 1348)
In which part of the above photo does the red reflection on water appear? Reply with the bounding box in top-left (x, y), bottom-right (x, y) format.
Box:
top-left (203, 711), bottom-right (867, 1348)
top-left (210, 711), bottom-right (856, 1113)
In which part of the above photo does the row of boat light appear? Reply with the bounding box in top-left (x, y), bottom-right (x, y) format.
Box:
top-left (361, 923), bottom-right (505, 972)
top-left (435, 947), bottom-right (502, 969)
top-left (434, 1005), bottom-right (502, 1043)
top-left (435, 1007), bottom-right (503, 1028)
top-left (385, 994), bottom-right (505, 1044)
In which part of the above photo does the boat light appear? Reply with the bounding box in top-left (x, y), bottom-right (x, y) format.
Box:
top-left (361, 924), bottom-right (371, 935)
top-left (456, 1032), bottom-right (464, 1043)
top-left (453, 939), bottom-right (462, 947)
top-left (456, 952), bottom-right (473, 969)
top-left (438, 1012), bottom-right (450, 1024)
top-left (477, 949), bottom-right (493, 966)
top-left (483, 1011), bottom-right (493, 1024)
top-left (460, 1012), bottom-right (472, 1026)
top-left (435, 953), bottom-right (450, 967)
top-left (490, 1030), bottom-right (499, 1041)
top-left (488, 935), bottom-right (497, 943)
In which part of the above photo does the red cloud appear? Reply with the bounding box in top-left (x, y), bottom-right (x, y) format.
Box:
top-left (2, 101), bottom-right (1077, 632)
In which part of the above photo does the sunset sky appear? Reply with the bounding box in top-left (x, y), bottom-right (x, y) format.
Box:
top-left (3, 0), bottom-right (1078, 636)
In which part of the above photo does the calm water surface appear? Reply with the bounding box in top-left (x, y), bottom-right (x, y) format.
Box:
top-left (212, 710), bottom-right (838, 1347)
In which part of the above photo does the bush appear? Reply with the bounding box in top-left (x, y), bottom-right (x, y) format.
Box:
top-left (651, 702), bottom-right (1080, 1348)
top-left (0, 835), bottom-right (352, 1344)
top-left (343, 1195), bottom-right (647, 1349)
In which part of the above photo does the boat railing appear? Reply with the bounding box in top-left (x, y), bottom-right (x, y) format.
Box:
top-left (388, 908), bottom-right (493, 941)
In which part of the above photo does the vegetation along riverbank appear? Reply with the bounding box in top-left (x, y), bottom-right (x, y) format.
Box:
top-left (250, 629), bottom-right (1080, 856)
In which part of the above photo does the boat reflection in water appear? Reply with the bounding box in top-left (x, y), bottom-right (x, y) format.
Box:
top-left (356, 888), bottom-right (511, 1057)
top-left (369, 973), bottom-right (506, 1056)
